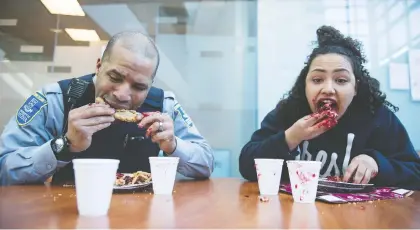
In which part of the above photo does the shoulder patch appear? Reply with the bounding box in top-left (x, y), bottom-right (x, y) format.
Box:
top-left (174, 103), bottom-right (193, 128)
top-left (16, 91), bottom-right (48, 126)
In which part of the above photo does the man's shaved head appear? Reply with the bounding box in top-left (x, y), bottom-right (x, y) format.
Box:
top-left (101, 31), bottom-right (159, 78)
top-left (94, 31), bottom-right (160, 110)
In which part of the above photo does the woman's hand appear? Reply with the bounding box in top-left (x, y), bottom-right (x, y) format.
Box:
top-left (343, 154), bottom-right (378, 184)
top-left (285, 113), bottom-right (331, 150)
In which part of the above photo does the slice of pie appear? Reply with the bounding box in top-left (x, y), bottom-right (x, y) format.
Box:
top-left (114, 109), bottom-right (140, 123)
top-left (114, 171), bottom-right (152, 186)
top-left (313, 100), bottom-right (338, 129)
top-left (95, 97), bottom-right (142, 122)
top-left (95, 97), bottom-right (106, 104)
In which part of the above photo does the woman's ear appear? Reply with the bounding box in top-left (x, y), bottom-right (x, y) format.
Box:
top-left (354, 79), bottom-right (359, 96)
top-left (95, 58), bottom-right (101, 75)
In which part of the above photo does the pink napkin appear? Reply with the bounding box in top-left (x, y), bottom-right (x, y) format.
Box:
top-left (279, 183), bottom-right (413, 203)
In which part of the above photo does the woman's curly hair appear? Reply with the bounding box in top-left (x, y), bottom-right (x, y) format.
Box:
top-left (277, 25), bottom-right (398, 128)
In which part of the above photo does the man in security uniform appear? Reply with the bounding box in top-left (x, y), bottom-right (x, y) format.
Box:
top-left (0, 31), bottom-right (214, 185)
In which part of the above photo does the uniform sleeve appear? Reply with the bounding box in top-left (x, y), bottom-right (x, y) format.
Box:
top-left (366, 106), bottom-right (420, 190)
top-left (0, 84), bottom-right (67, 185)
top-left (239, 105), bottom-right (297, 181)
top-left (162, 91), bottom-right (214, 179)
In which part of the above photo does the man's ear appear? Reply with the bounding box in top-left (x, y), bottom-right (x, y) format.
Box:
top-left (95, 58), bottom-right (101, 75)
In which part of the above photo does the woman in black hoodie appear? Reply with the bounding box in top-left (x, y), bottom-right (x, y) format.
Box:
top-left (239, 25), bottom-right (420, 190)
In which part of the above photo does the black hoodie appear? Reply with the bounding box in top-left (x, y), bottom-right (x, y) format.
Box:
top-left (239, 104), bottom-right (420, 190)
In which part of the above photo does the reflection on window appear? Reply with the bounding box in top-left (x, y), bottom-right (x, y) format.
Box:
top-left (377, 19), bottom-right (387, 33)
top-left (407, 0), bottom-right (418, 7)
top-left (387, 0), bottom-right (397, 8)
top-left (349, 6), bottom-right (368, 21)
top-left (377, 36), bottom-right (388, 60)
top-left (349, 0), bottom-right (367, 7)
top-left (374, 2), bottom-right (386, 19)
top-left (324, 8), bottom-right (348, 22)
top-left (323, 0), bottom-right (347, 8)
top-left (389, 20), bottom-right (408, 51)
top-left (389, 1), bottom-right (406, 22)
top-left (409, 7), bottom-right (420, 38)
top-left (350, 22), bottom-right (369, 36)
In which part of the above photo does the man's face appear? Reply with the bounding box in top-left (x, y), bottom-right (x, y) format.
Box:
top-left (95, 44), bottom-right (156, 110)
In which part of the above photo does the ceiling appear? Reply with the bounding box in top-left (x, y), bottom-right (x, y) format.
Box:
top-left (0, 0), bottom-right (225, 61)
top-left (0, 0), bottom-right (109, 61)
top-left (0, 0), bottom-right (254, 62)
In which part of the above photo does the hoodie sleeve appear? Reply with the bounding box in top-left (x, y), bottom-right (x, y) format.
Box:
top-left (239, 105), bottom-right (297, 181)
top-left (366, 106), bottom-right (420, 190)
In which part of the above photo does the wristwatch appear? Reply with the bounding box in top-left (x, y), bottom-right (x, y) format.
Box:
top-left (51, 135), bottom-right (73, 161)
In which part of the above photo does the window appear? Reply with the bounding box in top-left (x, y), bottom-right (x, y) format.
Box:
top-left (389, 1), bottom-right (406, 22)
top-left (374, 2), bottom-right (387, 18)
top-left (407, 0), bottom-right (418, 7)
top-left (387, 0), bottom-right (397, 8)
top-left (0, 0), bottom-right (259, 178)
top-left (349, 0), bottom-right (367, 7)
top-left (389, 20), bottom-right (408, 51)
top-left (349, 6), bottom-right (368, 21)
top-left (350, 23), bottom-right (369, 36)
top-left (377, 18), bottom-right (387, 33)
top-left (409, 7), bottom-right (420, 38)
top-left (323, 0), bottom-right (347, 8)
top-left (378, 36), bottom-right (388, 60)
top-left (324, 8), bottom-right (348, 22)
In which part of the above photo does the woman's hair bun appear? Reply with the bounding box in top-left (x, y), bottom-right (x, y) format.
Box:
top-left (316, 25), bottom-right (346, 47)
top-left (315, 25), bottom-right (365, 62)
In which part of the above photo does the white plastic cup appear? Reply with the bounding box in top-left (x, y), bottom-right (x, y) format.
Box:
top-left (254, 159), bottom-right (284, 195)
top-left (73, 159), bottom-right (120, 216)
top-left (286, 160), bottom-right (322, 203)
top-left (149, 157), bottom-right (179, 195)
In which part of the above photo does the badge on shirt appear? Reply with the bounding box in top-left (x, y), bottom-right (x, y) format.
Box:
top-left (16, 91), bottom-right (48, 126)
top-left (174, 103), bottom-right (193, 128)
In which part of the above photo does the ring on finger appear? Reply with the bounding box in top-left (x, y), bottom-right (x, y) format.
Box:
top-left (158, 121), bottom-right (164, 132)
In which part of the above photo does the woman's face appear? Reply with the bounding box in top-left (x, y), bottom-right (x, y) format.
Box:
top-left (305, 53), bottom-right (357, 119)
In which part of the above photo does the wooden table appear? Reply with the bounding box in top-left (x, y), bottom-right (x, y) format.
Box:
top-left (1, 178), bottom-right (419, 228)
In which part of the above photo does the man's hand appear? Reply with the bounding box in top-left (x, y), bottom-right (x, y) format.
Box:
top-left (138, 112), bottom-right (176, 154)
top-left (66, 103), bottom-right (115, 152)
top-left (343, 154), bottom-right (378, 184)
